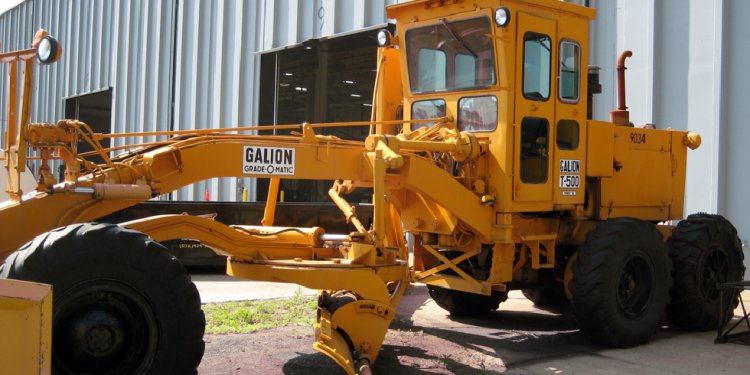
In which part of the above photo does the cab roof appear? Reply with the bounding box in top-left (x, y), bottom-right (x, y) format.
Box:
top-left (386, 0), bottom-right (596, 20)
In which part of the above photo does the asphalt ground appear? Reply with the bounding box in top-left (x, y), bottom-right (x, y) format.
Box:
top-left (193, 273), bottom-right (750, 374)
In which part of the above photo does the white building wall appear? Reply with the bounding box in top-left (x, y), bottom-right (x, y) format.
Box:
top-left (590, 0), bottom-right (749, 275)
top-left (721, 0), bottom-right (750, 275)
top-left (586, 0), bottom-right (618, 121)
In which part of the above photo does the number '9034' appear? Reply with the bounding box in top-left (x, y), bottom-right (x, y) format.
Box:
top-left (630, 132), bottom-right (646, 144)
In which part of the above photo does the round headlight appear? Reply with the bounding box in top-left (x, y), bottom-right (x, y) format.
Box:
top-left (495, 7), bottom-right (511, 27)
top-left (377, 29), bottom-right (392, 47)
top-left (36, 36), bottom-right (59, 64)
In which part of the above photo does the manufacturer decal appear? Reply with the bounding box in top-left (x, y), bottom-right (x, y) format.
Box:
top-left (562, 190), bottom-right (577, 196)
top-left (243, 146), bottom-right (295, 175)
top-left (559, 159), bottom-right (581, 190)
top-left (559, 159), bottom-right (580, 173)
top-left (559, 175), bottom-right (580, 188)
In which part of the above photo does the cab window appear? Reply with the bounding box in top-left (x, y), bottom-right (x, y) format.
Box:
top-left (455, 53), bottom-right (476, 88)
top-left (418, 49), bottom-right (447, 92)
top-left (458, 96), bottom-right (497, 132)
top-left (406, 17), bottom-right (496, 93)
top-left (559, 41), bottom-right (580, 103)
top-left (411, 99), bottom-right (446, 130)
top-left (556, 119), bottom-right (579, 150)
top-left (522, 32), bottom-right (551, 101)
top-left (520, 117), bottom-right (549, 183)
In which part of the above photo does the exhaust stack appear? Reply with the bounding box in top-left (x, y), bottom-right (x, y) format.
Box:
top-left (610, 50), bottom-right (633, 126)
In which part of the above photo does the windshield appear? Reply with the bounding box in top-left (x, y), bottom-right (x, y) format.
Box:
top-left (406, 16), bottom-right (496, 93)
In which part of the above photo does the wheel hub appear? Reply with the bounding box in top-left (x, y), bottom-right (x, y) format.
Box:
top-left (70, 310), bottom-right (123, 357)
top-left (616, 255), bottom-right (653, 318)
top-left (53, 280), bottom-right (157, 374)
top-left (701, 247), bottom-right (729, 300)
top-left (86, 324), bottom-right (115, 354)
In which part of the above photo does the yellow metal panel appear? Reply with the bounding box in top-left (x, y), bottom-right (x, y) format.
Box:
top-left (586, 120), bottom-right (614, 177)
top-left (670, 131), bottom-right (689, 219)
top-left (599, 127), bottom-right (674, 221)
top-left (512, 12), bottom-right (557, 203)
top-left (553, 120), bottom-right (587, 204)
top-left (398, 155), bottom-right (493, 241)
top-left (553, 14), bottom-right (589, 205)
top-left (374, 47), bottom-right (403, 135)
top-left (226, 261), bottom-right (407, 302)
top-left (0, 279), bottom-right (52, 375)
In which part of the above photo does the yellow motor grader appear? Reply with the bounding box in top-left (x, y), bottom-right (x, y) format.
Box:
top-left (0, 0), bottom-right (744, 374)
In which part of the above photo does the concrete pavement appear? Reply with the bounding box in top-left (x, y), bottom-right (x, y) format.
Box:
top-left (194, 273), bottom-right (750, 374)
top-left (192, 273), bottom-right (315, 303)
top-left (395, 285), bottom-right (750, 374)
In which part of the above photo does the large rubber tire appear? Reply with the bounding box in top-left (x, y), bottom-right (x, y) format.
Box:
top-left (570, 218), bottom-right (671, 347)
top-left (666, 213), bottom-right (745, 330)
top-left (0, 223), bottom-right (205, 374)
top-left (522, 269), bottom-right (569, 308)
top-left (427, 285), bottom-right (507, 317)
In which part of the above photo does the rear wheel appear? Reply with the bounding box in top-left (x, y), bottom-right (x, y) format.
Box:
top-left (0, 223), bottom-right (205, 374)
top-left (666, 214), bottom-right (745, 330)
top-left (427, 286), bottom-right (507, 317)
top-left (570, 218), bottom-right (671, 347)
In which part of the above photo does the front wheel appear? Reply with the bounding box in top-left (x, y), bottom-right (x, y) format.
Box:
top-left (0, 223), bottom-right (205, 374)
top-left (570, 218), bottom-right (671, 347)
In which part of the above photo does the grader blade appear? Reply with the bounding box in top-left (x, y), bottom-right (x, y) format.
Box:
top-left (315, 290), bottom-right (398, 374)
top-left (227, 259), bottom-right (408, 374)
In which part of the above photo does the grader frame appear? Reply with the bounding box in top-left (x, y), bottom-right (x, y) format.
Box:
top-left (1, 1), bottom-right (744, 374)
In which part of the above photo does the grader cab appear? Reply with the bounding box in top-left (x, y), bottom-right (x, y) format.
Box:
top-left (0, 0), bottom-right (744, 374)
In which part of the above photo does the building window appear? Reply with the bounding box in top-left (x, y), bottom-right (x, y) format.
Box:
top-left (65, 89), bottom-right (113, 165)
top-left (523, 32), bottom-right (551, 101)
top-left (559, 40), bottom-right (580, 103)
top-left (258, 28), bottom-right (391, 202)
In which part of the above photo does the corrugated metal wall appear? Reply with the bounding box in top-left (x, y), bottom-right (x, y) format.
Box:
top-left (111, 0), bottom-right (174, 146)
top-left (0, 0), bottom-right (398, 201)
top-left (170, 0), bottom-right (398, 201)
top-left (171, 0), bottom-right (261, 201)
top-left (0, 0), bottom-right (115, 132)
top-left (0, 0), bottom-right (37, 135)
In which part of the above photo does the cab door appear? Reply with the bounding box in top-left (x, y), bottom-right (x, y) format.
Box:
top-left (513, 13), bottom-right (557, 203)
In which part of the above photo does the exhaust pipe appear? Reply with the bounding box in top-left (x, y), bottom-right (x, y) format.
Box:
top-left (610, 50), bottom-right (633, 126)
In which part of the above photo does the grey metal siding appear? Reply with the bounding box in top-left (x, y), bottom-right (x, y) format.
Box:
top-left (721, 0), bottom-right (750, 276)
top-left (111, 0), bottom-right (175, 146)
top-left (0, 0), bottom-right (397, 201)
top-left (1, 0), bottom-right (118, 133)
top-left (171, 0), bottom-right (398, 201)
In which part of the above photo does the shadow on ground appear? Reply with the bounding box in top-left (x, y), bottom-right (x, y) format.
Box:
top-left (201, 287), bottom-right (685, 374)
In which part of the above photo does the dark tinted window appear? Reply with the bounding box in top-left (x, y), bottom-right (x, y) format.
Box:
top-left (520, 117), bottom-right (549, 183)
